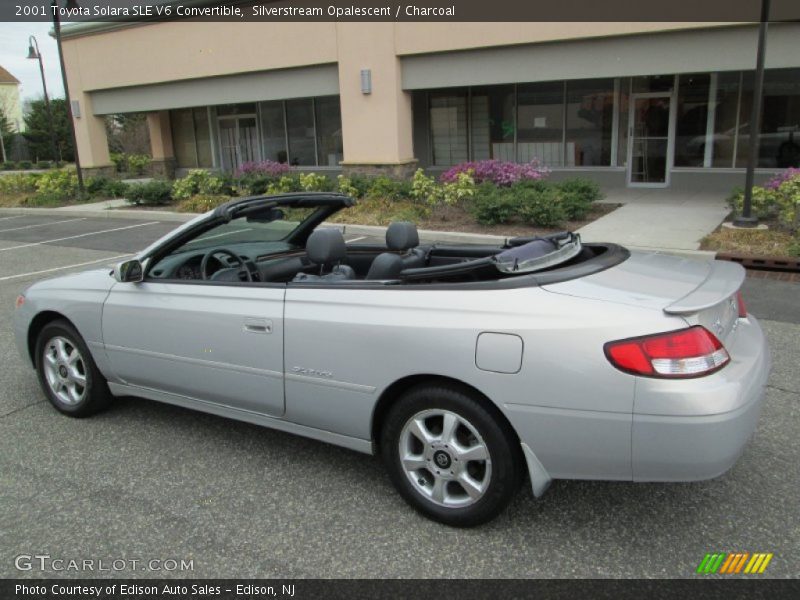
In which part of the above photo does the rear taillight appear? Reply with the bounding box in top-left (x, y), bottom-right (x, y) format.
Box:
top-left (604, 326), bottom-right (730, 379)
top-left (15, 295), bottom-right (24, 309)
top-left (736, 291), bottom-right (747, 318)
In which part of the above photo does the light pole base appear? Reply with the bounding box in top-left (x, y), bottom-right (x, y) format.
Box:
top-left (731, 215), bottom-right (760, 228)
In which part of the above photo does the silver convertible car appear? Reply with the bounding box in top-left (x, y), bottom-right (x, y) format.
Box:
top-left (14, 193), bottom-right (770, 526)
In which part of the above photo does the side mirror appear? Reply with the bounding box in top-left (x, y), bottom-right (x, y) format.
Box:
top-left (114, 259), bottom-right (144, 283)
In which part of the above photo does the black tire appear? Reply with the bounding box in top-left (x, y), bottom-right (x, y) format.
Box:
top-left (381, 383), bottom-right (522, 527)
top-left (34, 319), bottom-right (112, 418)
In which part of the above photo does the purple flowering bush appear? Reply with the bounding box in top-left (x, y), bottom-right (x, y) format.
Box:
top-left (764, 167), bottom-right (800, 190)
top-left (440, 159), bottom-right (549, 187)
top-left (234, 160), bottom-right (292, 178)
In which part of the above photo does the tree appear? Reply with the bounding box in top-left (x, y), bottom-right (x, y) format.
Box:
top-left (23, 98), bottom-right (74, 163)
top-left (106, 112), bottom-right (150, 155)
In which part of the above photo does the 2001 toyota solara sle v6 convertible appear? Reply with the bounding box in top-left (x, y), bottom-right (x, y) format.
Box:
top-left (14, 193), bottom-right (770, 526)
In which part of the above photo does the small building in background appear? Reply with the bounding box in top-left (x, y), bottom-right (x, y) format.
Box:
top-left (0, 65), bottom-right (24, 133)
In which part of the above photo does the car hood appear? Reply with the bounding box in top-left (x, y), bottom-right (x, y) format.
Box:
top-left (541, 251), bottom-right (717, 311)
top-left (23, 267), bottom-right (116, 295)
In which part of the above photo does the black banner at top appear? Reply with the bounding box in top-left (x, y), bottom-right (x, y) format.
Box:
top-left (4, 0), bottom-right (800, 24)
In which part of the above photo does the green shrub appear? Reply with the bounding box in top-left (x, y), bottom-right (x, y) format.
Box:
top-left (104, 179), bottom-right (130, 198)
top-left (559, 190), bottom-right (593, 221)
top-left (35, 160), bottom-right (52, 170)
top-left (110, 153), bottom-right (127, 173)
top-left (299, 172), bottom-right (333, 192)
top-left (469, 184), bottom-right (521, 225)
top-left (0, 173), bottom-right (40, 195)
top-left (410, 169), bottom-right (438, 205)
top-left (336, 175), bottom-right (360, 198)
top-left (517, 185), bottom-right (567, 227)
top-left (440, 170), bottom-right (476, 206)
top-left (788, 235), bottom-right (800, 257)
top-left (366, 176), bottom-right (411, 200)
top-left (87, 175), bottom-right (131, 198)
top-left (265, 175), bottom-right (301, 194)
top-left (346, 175), bottom-right (372, 198)
top-left (2, 161), bottom-right (15, 170)
top-left (558, 178), bottom-right (603, 203)
top-left (126, 180), bottom-right (172, 205)
top-left (176, 194), bottom-right (231, 213)
top-left (238, 174), bottom-right (276, 195)
top-left (172, 170), bottom-right (227, 200)
top-left (729, 184), bottom-right (798, 226)
top-left (126, 154), bottom-right (151, 175)
top-left (17, 160), bottom-right (32, 170)
top-left (34, 169), bottom-right (78, 200)
top-left (86, 176), bottom-right (110, 196)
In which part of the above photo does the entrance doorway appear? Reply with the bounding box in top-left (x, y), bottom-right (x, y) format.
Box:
top-left (627, 93), bottom-right (674, 186)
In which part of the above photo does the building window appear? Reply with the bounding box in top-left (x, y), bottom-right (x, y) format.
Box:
top-left (255, 96), bottom-right (342, 168)
top-left (751, 68), bottom-right (800, 168)
top-left (565, 78), bottom-right (615, 167)
top-left (711, 71), bottom-right (742, 168)
top-left (259, 100), bottom-right (287, 164)
top-left (470, 85), bottom-right (515, 161)
top-left (315, 96), bottom-right (344, 167)
top-left (170, 107), bottom-right (213, 168)
top-left (429, 90), bottom-right (469, 166)
top-left (517, 81), bottom-right (565, 166)
top-left (675, 73), bottom-right (711, 167)
top-left (285, 99), bottom-right (316, 166)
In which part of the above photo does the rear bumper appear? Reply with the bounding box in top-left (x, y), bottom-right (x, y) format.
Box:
top-left (631, 315), bottom-right (771, 481)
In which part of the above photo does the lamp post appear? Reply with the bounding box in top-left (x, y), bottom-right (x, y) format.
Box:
top-left (734, 0), bottom-right (771, 228)
top-left (50, 0), bottom-right (85, 196)
top-left (26, 35), bottom-right (60, 167)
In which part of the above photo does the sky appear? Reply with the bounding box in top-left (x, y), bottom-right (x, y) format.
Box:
top-left (0, 22), bottom-right (65, 103)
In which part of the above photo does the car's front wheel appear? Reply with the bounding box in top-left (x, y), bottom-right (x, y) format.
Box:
top-left (381, 384), bottom-right (522, 527)
top-left (35, 320), bottom-right (111, 417)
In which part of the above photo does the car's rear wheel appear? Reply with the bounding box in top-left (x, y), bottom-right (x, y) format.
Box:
top-left (35, 320), bottom-right (111, 417)
top-left (381, 384), bottom-right (521, 527)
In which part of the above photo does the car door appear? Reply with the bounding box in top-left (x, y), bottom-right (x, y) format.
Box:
top-left (101, 280), bottom-right (285, 416)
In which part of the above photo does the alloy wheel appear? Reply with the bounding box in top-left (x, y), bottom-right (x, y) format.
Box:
top-left (42, 336), bottom-right (88, 406)
top-left (398, 409), bottom-right (492, 508)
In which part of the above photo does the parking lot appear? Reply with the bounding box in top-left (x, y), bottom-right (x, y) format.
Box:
top-left (0, 213), bottom-right (798, 578)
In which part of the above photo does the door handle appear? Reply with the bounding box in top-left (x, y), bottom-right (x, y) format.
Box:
top-left (243, 318), bottom-right (272, 334)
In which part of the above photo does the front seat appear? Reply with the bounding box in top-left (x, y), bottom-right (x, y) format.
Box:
top-left (292, 228), bottom-right (356, 282)
top-left (366, 222), bottom-right (426, 280)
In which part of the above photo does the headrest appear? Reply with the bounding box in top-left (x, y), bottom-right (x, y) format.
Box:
top-left (306, 228), bottom-right (347, 265)
top-left (386, 221), bottom-right (419, 251)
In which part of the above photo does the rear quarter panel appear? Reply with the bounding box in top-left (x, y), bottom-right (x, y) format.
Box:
top-left (284, 285), bottom-right (686, 480)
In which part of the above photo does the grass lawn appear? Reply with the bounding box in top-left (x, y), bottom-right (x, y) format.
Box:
top-left (701, 226), bottom-right (799, 258)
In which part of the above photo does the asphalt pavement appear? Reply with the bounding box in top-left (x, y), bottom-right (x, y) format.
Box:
top-left (0, 214), bottom-right (797, 579)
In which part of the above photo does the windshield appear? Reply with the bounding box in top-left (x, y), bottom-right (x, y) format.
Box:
top-left (178, 207), bottom-right (318, 254)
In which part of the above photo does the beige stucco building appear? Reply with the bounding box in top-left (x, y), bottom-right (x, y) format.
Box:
top-left (0, 66), bottom-right (23, 133)
top-left (60, 19), bottom-right (800, 189)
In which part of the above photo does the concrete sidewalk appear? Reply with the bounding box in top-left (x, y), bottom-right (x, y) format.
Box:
top-left (577, 188), bottom-right (729, 254)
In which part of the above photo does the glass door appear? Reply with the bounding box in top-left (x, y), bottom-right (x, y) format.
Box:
top-left (627, 93), bottom-right (672, 186)
top-left (218, 116), bottom-right (260, 171)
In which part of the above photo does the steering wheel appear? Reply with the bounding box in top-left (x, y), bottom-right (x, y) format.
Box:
top-left (200, 248), bottom-right (254, 282)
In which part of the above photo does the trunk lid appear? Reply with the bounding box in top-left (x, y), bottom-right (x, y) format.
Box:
top-left (543, 251), bottom-right (746, 341)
